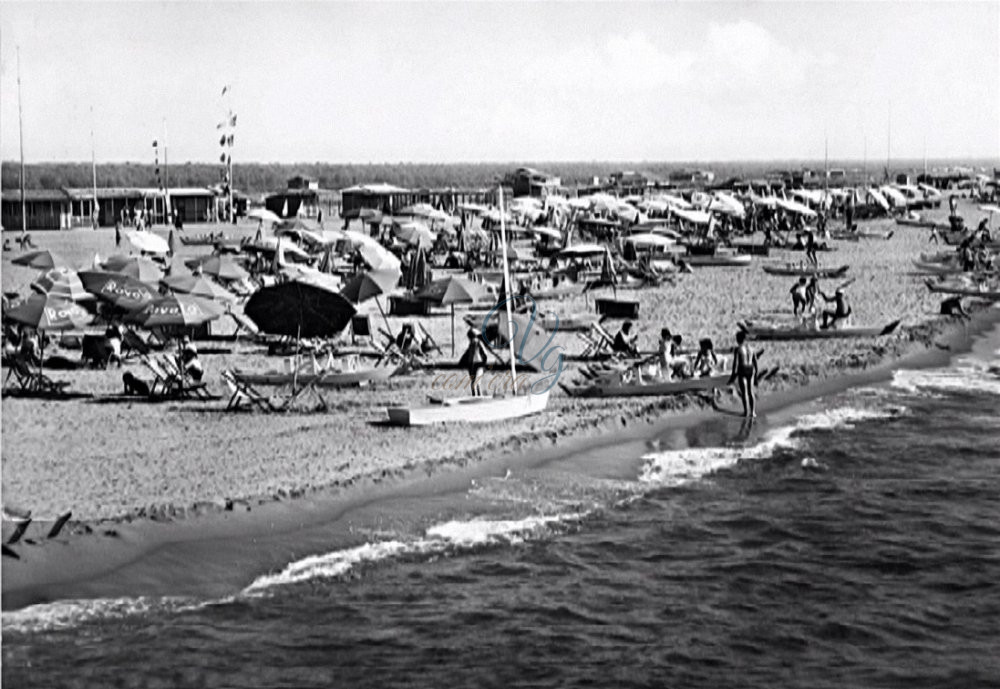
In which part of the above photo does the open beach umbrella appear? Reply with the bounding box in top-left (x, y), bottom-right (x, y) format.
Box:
top-left (248, 208), bottom-right (281, 224)
top-left (340, 268), bottom-right (401, 334)
top-left (279, 264), bottom-right (342, 293)
top-left (184, 254), bottom-right (251, 282)
top-left (102, 254), bottom-right (164, 282)
top-left (30, 267), bottom-right (91, 302)
top-left (124, 229), bottom-right (170, 255)
top-left (5, 293), bottom-right (92, 331)
top-left (12, 250), bottom-right (69, 271)
top-left (673, 208), bottom-right (712, 225)
top-left (125, 294), bottom-right (226, 329)
top-left (624, 233), bottom-right (675, 250)
top-left (417, 275), bottom-right (488, 355)
top-left (245, 280), bottom-right (356, 339)
top-left (161, 274), bottom-right (237, 302)
top-left (79, 270), bottom-right (158, 312)
top-left (393, 220), bottom-right (435, 248)
top-left (356, 240), bottom-right (402, 273)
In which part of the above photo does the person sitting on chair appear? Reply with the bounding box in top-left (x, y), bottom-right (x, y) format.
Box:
top-left (179, 336), bottom-right (204, 382)
top-left (819, 287), bottom-right (852, 329)
top-left (19, 329), bottom-right (41, 366)
top-left (105, 324), bottom-right (123, 368)
top-left (612, 321), bottom-right (639, 357)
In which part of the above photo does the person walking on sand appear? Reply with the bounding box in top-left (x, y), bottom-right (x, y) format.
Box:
top-left (791, 277), bottom-right (808, 317)
top-left (804, 228), bottom-right (818, 267)
top-left (728, 330), bottom-right (758, 418)
top-left (459, 327), bottom-right (489, 396)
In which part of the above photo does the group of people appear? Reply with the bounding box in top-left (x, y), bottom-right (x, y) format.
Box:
top-left (790, 278), bottom-right (852, 329)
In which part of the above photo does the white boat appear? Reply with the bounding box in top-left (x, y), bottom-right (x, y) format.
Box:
top-left (386, 389), bottom-right (551, 426)
top-left (385, 186), bottom-right (551, 427)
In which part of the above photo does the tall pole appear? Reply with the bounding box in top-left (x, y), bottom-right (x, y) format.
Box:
top-left (498, 186), bottom-right (518, 389)
top-left (863, 134), bottom-right (867, 185)
top-left (824, 130), bottom-right (829, 194)
top-left (17, 46), bottom-right (26, 235)
top-left (163, 117), bottom-right (171, 222)
top-left (886, 103), bottom-right (891, 182)
top-left (90, 106), bottom-right (98, 227)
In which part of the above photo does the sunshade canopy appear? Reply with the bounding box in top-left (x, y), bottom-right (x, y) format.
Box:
top-left (125, 294), bottom-right (225, 328)
top-left (245, 280), bottom-right (357, 338)
top-left (4, 293), bottom-right (92, 330)
top-left (79, 270), bottom-right (157, 311)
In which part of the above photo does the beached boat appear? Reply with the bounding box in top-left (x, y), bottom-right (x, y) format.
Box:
top-left (911, 259), bottom-right (964, 275)
top-left (924, 279), bottom-right (1000, 301)
top-left (896, 217), bottom-right (948, 230)
top-left (738, 319), bottom-right (900, 341)
top-left (682, 253), bottom-right (752, 268)
top-left (232, 366), bottom-right (395, 388)
top-left (830, 229), bottom-right (894, 240)
top-left (560, 374), bottom-right (730, 398)
top-left (386, 389), bottom-right (551, 426)
top-left (762, 264), bottom-right (849, 278)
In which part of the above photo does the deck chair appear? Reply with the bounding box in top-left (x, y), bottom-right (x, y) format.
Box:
top-left (375, 327), bottom-right (426, 369)
top-left (121, 328), bottom-right (152, 360)
top-left (416, 323), bottom-right (443, 357)
top-left (580, 323), bottom-right (615, 359)
top-left (158, 355), bottom-right (212, 399)
top-left (222, 370), bottom-right (277, 412)
top-left (230, 311), bottom-right (266, 342)
top-left (349, 314), bottom-right (379, 349)
top-left (3, 356), bottom-right (72, 395)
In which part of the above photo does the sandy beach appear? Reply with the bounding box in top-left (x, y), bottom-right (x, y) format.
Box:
top-left (1, 198), bottom-right (994, 558)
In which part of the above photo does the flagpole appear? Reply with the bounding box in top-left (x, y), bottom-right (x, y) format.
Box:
top-left (91, 106), bottom-right (98, 228)
top-left (17, 46), bottom-right (26, 235)
top-left (498, 186), bottom-right (518, 389)
top-left (163, 117), bottom-right (171, 222)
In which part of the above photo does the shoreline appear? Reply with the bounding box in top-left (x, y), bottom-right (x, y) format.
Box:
top-left (3, 304), bottom-right (998, 611)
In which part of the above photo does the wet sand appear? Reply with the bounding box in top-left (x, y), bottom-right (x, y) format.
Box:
top-left (2, 197), bottom-right (994, 599)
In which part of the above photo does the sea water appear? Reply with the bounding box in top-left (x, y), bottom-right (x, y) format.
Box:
top-left (4, 327), bottom-right (999, 688)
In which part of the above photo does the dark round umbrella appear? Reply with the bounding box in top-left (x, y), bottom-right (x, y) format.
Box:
top-left (79, 271), bottom-right (158, 312)
top-left (416, 275), bottom-right (488, 355)
top-left (340, 270), bottom-right (400, 305)
top-left (125, 294), bottom-right (226, 329)
top-left (245, 281), bottom-right (356, 339)
top-left (11, 249), bottom-right (70, 270)
top-left (184, 254), bottom-right (250, 282)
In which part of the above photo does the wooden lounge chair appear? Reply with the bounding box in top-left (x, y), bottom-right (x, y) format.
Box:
top-left (139, 355), bottom-right (210, 400)
top-left (416, 323), bottom-right (443, 357)
top-left (3, 356), bottom-right (72, 396)
top-left (222, 369), bottom-right (277, 412)
top-left (575, 323), bottom-right (615, 360)
top-left (122, 328), bottom-right (152, 359)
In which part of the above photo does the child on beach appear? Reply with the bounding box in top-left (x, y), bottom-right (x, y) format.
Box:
top-left (459, 328), bottom-right (488, 396)
top-left (791, 278), bottom-right (808, 317)
top-left (693, 338), bottom-right (718, 377)
top-left (728, 330), bottom-right (758, 418)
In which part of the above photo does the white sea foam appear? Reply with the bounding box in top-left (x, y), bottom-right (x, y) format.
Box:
top-left (1, 596), bottom-right (200, 635)
top-left (639, 405), bottom-right (899, 486)
top-left (892, 360), bottom-right (1000, 396)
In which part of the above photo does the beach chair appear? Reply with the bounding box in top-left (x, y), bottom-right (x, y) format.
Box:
top-left (416, 323), bottom-right (443, 357)
top-left (3, 356), bottom-right (72, 396)
top-left (375, 328), bottom-right (425, 369)
top-left (349, 314), bottom-right (379, 349)
top-left (587, 323), bottom-right (617, 358)
top-left (122, 328), bottom-right (152, 360)
top-left (157, 355), bottom-right (211, 399)
top-left (222, 370), bottom-right (277, 412)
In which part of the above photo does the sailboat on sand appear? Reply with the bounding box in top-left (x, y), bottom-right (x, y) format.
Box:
top-left (385, 187), bottom-right (551, 426)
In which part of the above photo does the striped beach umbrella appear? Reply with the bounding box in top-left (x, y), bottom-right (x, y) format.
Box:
top-left (4, 293), bottom-right (92, 331)
top-left (125, 294), bottom-right (226, 329)
top-left (12, 250), bottom-right (70, 271)
top-left (30, 267), bottom-right (91, 302)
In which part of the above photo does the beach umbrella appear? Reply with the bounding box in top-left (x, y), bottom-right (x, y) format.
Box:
top-left (245, 280), bottom-right (356, 339)
top-left (673, 208), bottom-right (712, 225)
top-left (124, 229), bottom-right (170, 255)
top-left (417, 275), bottom-right (488, 354)
top-left (167, 229), bottom-right (176, 256)
top-left (624, 233), bottom-right (675, 249)
top-left (356, 240), bottom-right (401, 273)
top-left (393, 220), bottom-right (435, 247)
top-left (12, 250), bottom-right (69, 271)
top-left (558, 243), bottom-right (607, 257)
top-left (125, 294), bottom-right (226, 329)
top-left (247, 208), bottom-right (281, 224)
top-left (279, 264), bottom-right (342, 293)
top-left (184, 254), bottom-right (250, 282)
top-left (5, 293), bottom-right (92, 331)
top-left (340, 268), bottom-right (400, 334)
top-left (102, 254), bottom-right (164, 282)
top-left (404, 246), bottom-right (430, 291)
top-left (79, 270), bottom-right (157, 312)
top-left (30, 267), bottom-right (91, 302)
top-left (161, 274), bottom-right (237, 302)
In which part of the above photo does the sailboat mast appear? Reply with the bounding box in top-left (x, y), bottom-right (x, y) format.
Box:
top-left (91, 106), bottom-right (98, 227)
top-left (163, 117), bottom-right (171, 222)
top-left (497, 186), bottom-right (518, 388)
top-left (886, 104), bottom-right (891, 181)
top-left (17, 46), bottom-right (26, 234)
top-left (824, 132), bottom-right (829, 194)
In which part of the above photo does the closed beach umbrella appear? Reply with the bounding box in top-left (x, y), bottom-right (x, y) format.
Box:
top-left (12, 250), bottom-right (69, 271)
top-left (245, 281), bottom-right (356, 339)
top-left (404, 247), bottom-right (430, 291)
top-left (124, 229), bottom-right (170, 255)
top-left (161, 274), bottom-right (237, 302)
top-left (30, 267), bottom-right (90, 302)
top-left (184, 254), bottom-right (250, 282)
top-left (5, 293), bottom-right (92, 331)
top-left (417, 275), bottom-right (488, 354)
top-left (79, 271), bottom-right (157, 312)
top-left (126, 294), bottom-right (226, 329)
top-left (168, 229), bottom-right (176, 256)
top-left (102, 254), bottom-right (164, 282)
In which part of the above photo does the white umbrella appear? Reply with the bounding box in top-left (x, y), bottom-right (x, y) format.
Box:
top-left (559, 243), bottom-right (607, 257)
top-left (624, 233), bottom-right (676, 249)
top-left (673, 208), bottom-right (712, 225)
top-left (248, 208), bottom-right (281, 224)
top-left (774, 198), bottom-right (817, 218)
top-left (124, 229), bottom-right (170, 255)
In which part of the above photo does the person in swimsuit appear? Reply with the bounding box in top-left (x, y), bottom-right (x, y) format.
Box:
top-left (459, 328), bottom-right (489, 396)
top-left (791, 277), bottom-right (808, 316)
top-left (728, 330), bottom-right (758, 418)
top-left (819, 287), bottom-right (852, 329)
top-left (693, 338), bottom-right (718, 377)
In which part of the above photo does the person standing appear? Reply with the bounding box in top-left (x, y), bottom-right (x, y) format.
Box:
top-left (728, 330), bottom-right (758, 418)
top-left (791, 277), bottom-right (808, 316)
top-left (459, 328), bottom-right (489, 396)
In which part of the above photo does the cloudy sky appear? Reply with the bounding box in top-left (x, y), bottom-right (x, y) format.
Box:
top-left (1, 1), bottom-right (997, 164)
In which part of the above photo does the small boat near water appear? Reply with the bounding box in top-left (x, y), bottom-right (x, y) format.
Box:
top-left (386, 389), bottom-right (551, 426)
top-left (924, 279), bottom-right (1000, 301)
top-left (561, 373), bottom-right (730, 398)
top-left (232, 366), bottom-right (396, 388)
top-left (762, 264), bottom-right (849, 278)
top-left (738, 319), bottom-right (900, 341)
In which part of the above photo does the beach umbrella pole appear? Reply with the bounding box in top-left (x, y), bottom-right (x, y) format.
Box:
top-left (376, 297), bottom-right (394, 339)
top-left (451, 304), bottom-right (455, 356)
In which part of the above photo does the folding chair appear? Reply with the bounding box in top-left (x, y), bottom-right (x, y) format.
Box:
top-left (416, 323), bottom-right (443, 357)
top-left (230, 311), bottom-right (263, 341)
top-left (140, 355), bottom-right (177, 397)
top-left (157, 355), bottom-right (211, 399)
top-left (222, 369), bottom-right (277, 412)
top-left (588, 323), bottom-right (616, 358)
top-left (349, 314), bottom-right (381, 350)
top-left (3, 356), bottom-right (72, 395)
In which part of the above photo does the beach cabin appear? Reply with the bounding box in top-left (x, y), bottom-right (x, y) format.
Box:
top-left (64, 187), bottom-right (164, 227)
top-left (1, 189), bottom-right (72, 230)
top-left (510, 167), bottom-right (561, 198)
top-left (340, 182), bottom-right (412, 216)
top-left (170, 187), bottom-right (219, 224)
top-left (265, 179), bottom-right (339, 220)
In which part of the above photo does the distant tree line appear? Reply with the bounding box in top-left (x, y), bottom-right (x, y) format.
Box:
top-left (1, 159), bottom-right (971, 195)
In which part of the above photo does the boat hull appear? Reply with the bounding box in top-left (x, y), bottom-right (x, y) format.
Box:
top-left (762, 265), bottom-right (849, 278)
top-left (739, 319), bottom-right (900, 341)
top-left (233, 367), bottom-right (394, 388)
top-left (386, 389), bottom-right (550, 426)
top-left (562, 374), bottom-right (730, 398)
top-left (924, 281), bottom-right (1000, 300)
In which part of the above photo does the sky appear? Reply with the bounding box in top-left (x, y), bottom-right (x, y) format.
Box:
top-left (1, 1), bottom-right (998, 164)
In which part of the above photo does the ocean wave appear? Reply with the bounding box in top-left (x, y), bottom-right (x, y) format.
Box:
top-left (639, 406), bottom-right (900, 486)
top-left (892, 360), bottom-right (1000, 396)
top-left (1, 596), bottom-right (201, 636)
top-left (243, 513), bottom-right (582, 596)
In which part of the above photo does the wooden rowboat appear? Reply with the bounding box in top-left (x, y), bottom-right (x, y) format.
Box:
top-left (738, 319), bottom-right (900, 341)
top-left (924, 279), bottom-right (1000, 301)
top-left (386, 389), bottom-right (551, 426)
top-left (560, 374), bottom-right (730, 398)
top-left (232, 366), bottom-right (395, 388)
top-left (682, 254), bottom-right (752, 268)
top-left (762, 264), bottom-right (849, 278)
